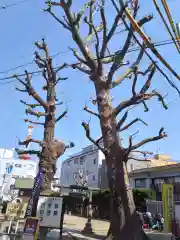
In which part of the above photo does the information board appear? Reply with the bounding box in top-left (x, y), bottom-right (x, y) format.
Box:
top-left (36, 197), bottom-right (63, 228)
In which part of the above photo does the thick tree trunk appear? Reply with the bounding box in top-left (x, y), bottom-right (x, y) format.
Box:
top-left (94, 82), bottom-right (149, 240)
top-left (39, 86), bottom-right (56, 190)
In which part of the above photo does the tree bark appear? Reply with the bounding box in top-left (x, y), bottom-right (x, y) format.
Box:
top-left (94, 80), bottom-right (150, 240)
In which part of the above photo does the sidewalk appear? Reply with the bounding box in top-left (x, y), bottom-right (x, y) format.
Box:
top-left (63, 214), bottom-right (109, 236)
top-left (47, 215), bottom-right (109, 239)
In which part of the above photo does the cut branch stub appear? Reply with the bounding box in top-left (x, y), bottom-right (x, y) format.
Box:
top-left (38, 139), bottom-right (67, 190)
top-left (25, 107), bottom-right (47, 118)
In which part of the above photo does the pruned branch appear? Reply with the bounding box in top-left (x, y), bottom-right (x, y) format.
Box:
top-left (44, 4), bottom-right (71, 30)
top-left (116, 111), bottom-right (128, 130)
top-left (118, 118), bottom-right (148, 132)
top-left (15, 148), bottom-right (41, 155)
top-left (107, 1), bottom-right (139, 85)
top-left (15, 87), bottom-right (27, 93)
top-left (15, 71), bottom-right (48, 110)
top-left (68, 47), bottom-right (87, 64)
top-left (71, 63), bottom-right (91, 74)
top-left (114, 90), bottom-right (168, 116)
top-left (110, 43), bottom-right (145, 88)
top-left (126, 127), bottom-right (167, 152)
top-left (24, 119), bottom-right (44, 126)
top-left (100, 4), bottom-right (125, 58)
top-left (84, 17), bottom-right (101, 69)
top-left (128, 157), bottom-right (151, 162)
top-left (54, 77), bottom-right (68, 87)
top-left (81, 121), bottom-right (106, 154)
top-left (20, 100), bottom-right (41, 109)
top-left (18, 139), bottom-right (42, 147)
top-left (55, 109), bottom-right (68, 122)
top-left (84, 105), bottom-right (100, 118)
top-left (55, 63), bottom-right (68, 73)
top-left (131, 150), bottom-right (154, 157)
top-left (139, 65), bottom-right (156, 94)
top-left (25, 107), bottom-right (47, 117)
top-left (48, 0), bottom-right (97, 70)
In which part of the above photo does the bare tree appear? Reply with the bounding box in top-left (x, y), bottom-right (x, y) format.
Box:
top-left (44, 0), bottom-right (171, 239)
top-left (15, 39), bottom-right (74, 215)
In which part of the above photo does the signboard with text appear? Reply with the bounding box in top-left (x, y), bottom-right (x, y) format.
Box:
top-left (5, 201), bottom-right (27, 218)
top-left (23, 217), bottom-right (40, 240)
top-left (36, 197), bottom-right (63, 228)
top-left (162, 184), bottom-right (174, 232)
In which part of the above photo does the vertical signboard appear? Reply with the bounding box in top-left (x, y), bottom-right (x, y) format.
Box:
top-left (162, 184), bottom-right (174, 232)
top-left (25, 169), bottom-right (44, 217)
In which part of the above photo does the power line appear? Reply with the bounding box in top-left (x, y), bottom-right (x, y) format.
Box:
top-left (0, 0), bottom-right (28, 10)
top-left (0, 37), bottom-right (177, 83)
top-left (0, 38), bottom-right (178, 84)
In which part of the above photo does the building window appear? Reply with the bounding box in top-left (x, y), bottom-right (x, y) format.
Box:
top-left (46, 210), bottom-right (51, 216)
top-left (93, 175), bottom-right (95, 181)
top-left (80, 156), bottom-right (85, 165)
top-left (48, 203), bottom-right (52, 208)
top-left (135, 179), bottom-right (146, 188)
top-left (53, 210), bottom-right (58, 216)
top-left (74, 159), bottom-right (78, 164)
top-left (41, 203), bottom-right (45, 209)
top-left (93, 159), bottom-right (96, 164)
top-left (54, 204), bottom-right (59, 209)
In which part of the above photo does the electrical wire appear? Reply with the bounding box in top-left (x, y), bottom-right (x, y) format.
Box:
top-left (0, 37), bottom-right (178, 82)
top-left (0, 0), bottom-right (28, 10)
top-left (0, 0), bottom-right (179, 87)
top-left (152, 0), bottom-right (180, 54)
top-left (161, 0), bottom-right (180, 47)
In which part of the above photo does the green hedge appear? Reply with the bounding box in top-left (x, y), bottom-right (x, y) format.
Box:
top-left (58, 188), bottom-right (152, 208)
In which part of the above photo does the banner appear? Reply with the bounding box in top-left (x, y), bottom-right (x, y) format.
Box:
top-left (25, 168), bottom-right (44, 217)
top-left (162, 184), bottom-right (174, 232)
top-left (23, 217), bottom-right (40, 240)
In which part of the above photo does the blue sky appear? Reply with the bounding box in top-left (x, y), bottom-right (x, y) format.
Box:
top-left (0, 0), bottom-right (180, 172)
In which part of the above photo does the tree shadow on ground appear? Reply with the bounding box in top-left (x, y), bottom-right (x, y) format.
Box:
top-left (63, 227), bottom-right (106, 239)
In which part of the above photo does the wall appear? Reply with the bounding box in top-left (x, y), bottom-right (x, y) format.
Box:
top-left (98, 159), bottom-right (108, 189)
top-left (127, 158), bottom-right (150, 172)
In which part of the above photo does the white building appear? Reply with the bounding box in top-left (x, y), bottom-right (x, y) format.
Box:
top-left (0, 148), bottom-right (37, 201)
top-left (60, 144), bottom-right (105, 188)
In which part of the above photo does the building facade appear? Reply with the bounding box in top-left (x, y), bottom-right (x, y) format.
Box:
top-left (98, 154), bottom-right (177, 189)
top-left (130, 163), bottom-right (180, 201)
top-left (60, 144), bottom-right (105, 188)
top-left (0, 148), bottom-right (37, 201)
